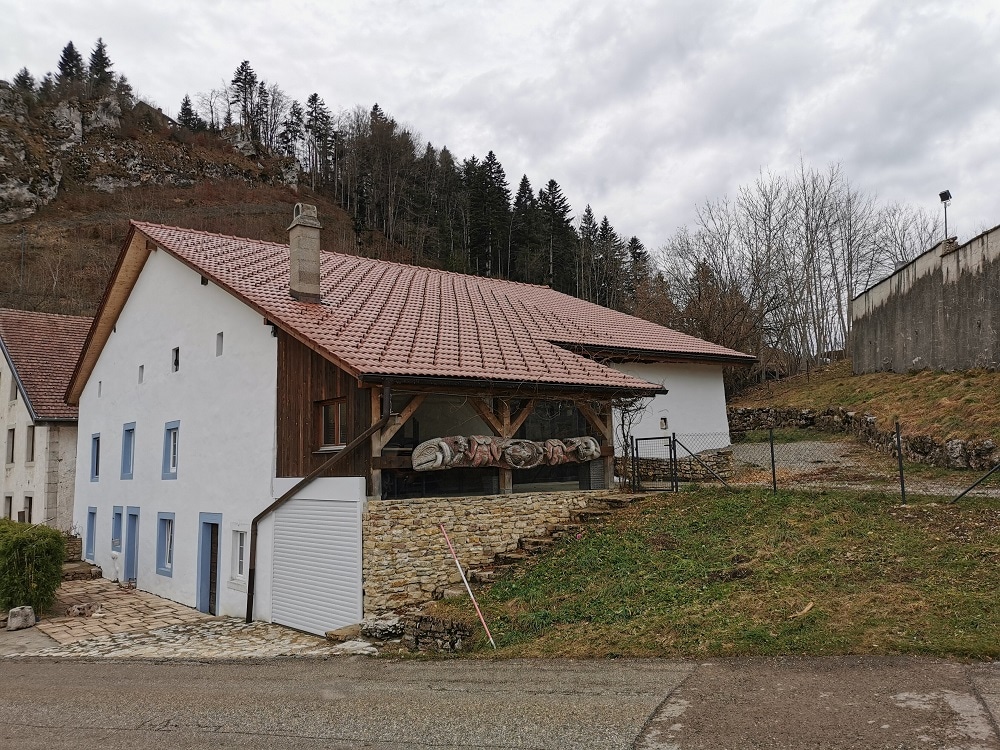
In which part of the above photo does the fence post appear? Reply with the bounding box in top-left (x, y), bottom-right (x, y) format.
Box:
top-left (769, 426), bottom-right (777, 495)
top-left (895, 420), bottom-right (906, 503)
top-left (630, 436), bottom-right (637, 492)
top-left (671, 432), bottom-right (678, 492)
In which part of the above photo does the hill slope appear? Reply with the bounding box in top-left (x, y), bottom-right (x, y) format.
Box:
top-left (731, 360), bottom-right (1000, 441)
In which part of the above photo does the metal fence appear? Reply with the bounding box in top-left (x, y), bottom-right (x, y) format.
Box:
top-left (624, 427), bottom-right (1000, 502)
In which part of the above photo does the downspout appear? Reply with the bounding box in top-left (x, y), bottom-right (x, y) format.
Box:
top-left (245, 411), bottom-right (399, 623)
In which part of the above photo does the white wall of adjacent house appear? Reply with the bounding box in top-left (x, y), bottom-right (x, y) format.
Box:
top-left (609, 362), bottom-right (732, 454)
top-left (1, 361), bottom-right (75, 528)
top-left (73, 247), bottom-right (278, 619)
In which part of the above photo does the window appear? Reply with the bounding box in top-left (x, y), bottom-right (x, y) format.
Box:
top-left (121, 423), bottom-right (136, 479)
top-left (90, 433), bottom-right (101, 481)
top-left (233, 530), bottom-right (247, 579)
top-left (5, 428), bottom-right (13, 464)
top-left (162, 421), bottom-right (180, 479)
top-left (85, 507), bottom-right (97, 560)
top-left (98, 380), bottom-right (102, 397)
top-left (9, 375), bottom-right (16, 401)
top-left (25, 425), bottom-right (34, 463)
top-left (111, 506), bottom-right (123, 552)
top-left (321, 400), bottom-right (348, 447)
top-left (23, 496), bottom-right (32, 524)
top-left (171, 347), bottom-right (180, 372)
top-left (156, 512), bottom-right (175, 576)
top-left (138, 364), bottom-right (144, 384)
top-left (216, 332), bottom-right (224, 357)
top-left (3, 496), bottom-right (11, 520)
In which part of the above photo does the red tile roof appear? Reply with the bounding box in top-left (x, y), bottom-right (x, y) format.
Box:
top-left (130, 221), bottom-right (753, 392)
top-left (0, 308), bottom-right (91, 420)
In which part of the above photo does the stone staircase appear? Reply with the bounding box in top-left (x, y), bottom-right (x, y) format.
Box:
top-left (462, 493), bottom-right (650, 587)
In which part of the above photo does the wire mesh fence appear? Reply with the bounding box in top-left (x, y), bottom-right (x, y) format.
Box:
top-left (623, 426), bottom-right (1000, 501)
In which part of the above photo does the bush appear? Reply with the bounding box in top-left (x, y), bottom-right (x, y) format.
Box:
top-left (0, 519), bottom-right (65, 615)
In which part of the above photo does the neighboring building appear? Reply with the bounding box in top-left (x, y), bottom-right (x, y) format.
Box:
top-left (0, 308), bottom-right (91, 529)
top-left (852, 225), bottom-right (1000, 374)
top-left (68, 205), bottom-right (753, 633)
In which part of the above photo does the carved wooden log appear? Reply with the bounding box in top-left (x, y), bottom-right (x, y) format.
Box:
top-left (412, 435), bottom-right (601, 471)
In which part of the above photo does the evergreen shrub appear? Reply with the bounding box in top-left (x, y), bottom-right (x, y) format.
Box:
top-left (0, 519), bottom-right (65, 614)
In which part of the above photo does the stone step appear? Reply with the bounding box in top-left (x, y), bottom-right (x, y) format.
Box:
top-left (570, 508), bottom-right (612, 523)
top-left (62, 561), bottom-right (102, 582)
top-left (519, 537), bottom-right (555, 553)
top-left (496, 550), bottom-right (531, 565)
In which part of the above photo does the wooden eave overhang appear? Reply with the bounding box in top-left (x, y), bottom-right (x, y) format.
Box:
top-left (549, 341), bottom-right (758, 367)
top-left (357, 372), bottom-right (666, 398)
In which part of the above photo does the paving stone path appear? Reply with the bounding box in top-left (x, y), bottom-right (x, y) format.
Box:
top-left (9, 617), bottom-right (368, 659)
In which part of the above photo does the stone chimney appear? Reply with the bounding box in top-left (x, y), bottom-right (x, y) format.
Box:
top-left (287, 203), bottom-right (322, 303)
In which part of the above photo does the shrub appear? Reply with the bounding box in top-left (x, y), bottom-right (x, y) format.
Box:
top-left (0, 519), bottom-right (65, 615)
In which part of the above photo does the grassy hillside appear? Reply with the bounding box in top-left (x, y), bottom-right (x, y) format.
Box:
top-left (434, 488), bottom-right (1000, 659)
top-left (731, 360), bottom-right (1000, 441)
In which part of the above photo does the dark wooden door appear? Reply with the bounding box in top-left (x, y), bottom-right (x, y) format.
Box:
top-left (208, 523), bottom-right (219, 615)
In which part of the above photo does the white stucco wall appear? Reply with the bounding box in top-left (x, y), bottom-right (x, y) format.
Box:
top-left (73, 247), bottom-right (278, 618)
top-left (609, 362), bottom-right (731, 453)
top-left (1, 358), bottom-right (76, 527)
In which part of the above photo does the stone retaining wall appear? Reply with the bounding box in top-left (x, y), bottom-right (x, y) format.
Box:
top-left (363, 491), bottom-right (595, 613)
top-left (401, 614), bottom-right (474, 653)
top-left (63, 535), bottom-right (82, 562)
top-left (728, 406), bottom-right (1000, 471)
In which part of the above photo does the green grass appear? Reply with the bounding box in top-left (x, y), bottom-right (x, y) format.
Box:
top-left (434, 488), bottom-right (1000, 658)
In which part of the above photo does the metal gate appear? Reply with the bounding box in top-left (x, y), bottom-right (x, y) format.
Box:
top-left (630, 436), bottom-right (679, 492)
top-left (271, 496), bottom-right (363, 636)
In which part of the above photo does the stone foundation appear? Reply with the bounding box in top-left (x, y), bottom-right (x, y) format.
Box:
top-left (363, 490), bottom-right (599, 613)
top-left (401, 614), bottom-right (473, 653)
top-left (728, 406), bottom-right (1000, 471)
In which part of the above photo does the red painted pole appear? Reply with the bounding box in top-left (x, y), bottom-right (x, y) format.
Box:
top-left (440, 524), bottom-right (497, 650)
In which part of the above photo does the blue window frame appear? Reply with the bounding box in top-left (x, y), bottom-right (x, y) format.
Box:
top-left (156, 512), bottom-right (175, 577)
top-left (161, 421), bottom-right (180, 480)
top-left (111, 506), bottom-right (123, 552)
top-left (90, 433), bottom-right (101, 481)
top-left (85, 507), bottom-right (97, 560)
top-left (121, 422), bottom-right (136, 480)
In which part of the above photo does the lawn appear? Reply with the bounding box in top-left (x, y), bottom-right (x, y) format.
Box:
top-left (433, 488), bottom-right (1000, 659)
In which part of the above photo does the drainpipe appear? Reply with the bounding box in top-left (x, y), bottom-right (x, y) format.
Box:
top-left (245, 411), bottom-right (399, 623)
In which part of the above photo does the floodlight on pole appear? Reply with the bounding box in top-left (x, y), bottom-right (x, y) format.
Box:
top-left (939, 190), bottom-right (952, 241)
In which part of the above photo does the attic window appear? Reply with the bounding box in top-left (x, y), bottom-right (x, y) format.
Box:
top-left (201, 276), bottom-right (209, 286)
top-left (171, 347), bottom-right (180, 372)
top-left (216, 332), bottom-right (224, 357)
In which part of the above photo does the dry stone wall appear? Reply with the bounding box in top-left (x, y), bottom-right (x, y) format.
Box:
top-left (362, 491), bottom-right (595, 613)
top-left (728, 406), bottom-right (999, 471)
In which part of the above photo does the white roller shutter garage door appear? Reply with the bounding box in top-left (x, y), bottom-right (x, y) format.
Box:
top-left (271, 496), bottom-right (363, 636)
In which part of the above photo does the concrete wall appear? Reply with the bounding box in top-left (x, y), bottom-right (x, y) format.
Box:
top-left (852, 226), bottom-right (1000, 373)
top-left (1, 357), bottom-right (77, 528)
top-left (609, 362), bottom-right (731, 452)
top-left (73, 247), bottom-right (278, 619)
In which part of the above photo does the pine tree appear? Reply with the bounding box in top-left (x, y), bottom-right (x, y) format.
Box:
top-left (12, 67), bottom-right (35, 93)
top-left (537, 179), bottom-right (576, 291)
top-left (578, 205), bottom-right (598, 299)
top-left (510, 175), bottom-right (542, 282)
top-left (56, 41), bottom-right (85, 87)
top-left (279, 100), bottom-right (304, 159)
top-left (178, 94), bottom-right (203, 131)
top-left (87, 37), bottom-right (114, 95)
top-left (230, 60), bottom-right (259, 141)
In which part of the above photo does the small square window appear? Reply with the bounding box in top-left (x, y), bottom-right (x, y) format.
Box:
top-left (321, 400), bottom-right (348, 447)
top-left (111, 506), bottom-right (123, 552)
top-left (26, 425), bottom-right (35, 463)
top-left (171, 347), bottom-right (180, 372)
top-left (90, 433), bottom-right (101, 481)
top-left (216, 332), bottom-right (224, 357)
top-left (162, 421), bottom-right (180, 479)
top-left (121, 423), bottom-right (136, 480)
top-left (156, 512), bottom-right (175, 577)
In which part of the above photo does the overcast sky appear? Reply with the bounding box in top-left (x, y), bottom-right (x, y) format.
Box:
top-left (3, 0), bottom-right (999, 250)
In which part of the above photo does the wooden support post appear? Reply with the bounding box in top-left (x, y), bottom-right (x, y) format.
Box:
top-left (377, 394), bottom-right (426, 451)
top-left (370, 386), bottom-right (383, 499)
top-left (498, 399), bottom-right (512, 494)
top-left (602, 405), bottom-right (615, 490)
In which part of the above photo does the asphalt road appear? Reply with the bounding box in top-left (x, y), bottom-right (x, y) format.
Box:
top-left (4, 656), bottom-right (1000, 749)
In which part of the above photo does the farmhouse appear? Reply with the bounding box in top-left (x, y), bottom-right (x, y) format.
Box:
top-left (68, 204), bottom-right (753, 634)
top-left (1, 308), bottom-right (90, 529)
top-left (852, 224), bottom-right (1000, 373)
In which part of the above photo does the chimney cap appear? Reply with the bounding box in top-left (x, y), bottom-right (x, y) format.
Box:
top-left (287, 202), bottom-right (322, 231)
